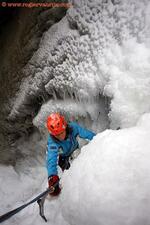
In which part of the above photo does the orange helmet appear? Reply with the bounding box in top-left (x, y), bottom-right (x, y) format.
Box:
top-left (47, 113), bottom-right (67, 136)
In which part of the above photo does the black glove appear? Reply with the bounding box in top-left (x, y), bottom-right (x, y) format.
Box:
top-left (48, 175), bottom-right (61, 196)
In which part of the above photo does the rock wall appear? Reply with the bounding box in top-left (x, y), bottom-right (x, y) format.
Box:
top-left (0, 4), bottom-right (67, 164)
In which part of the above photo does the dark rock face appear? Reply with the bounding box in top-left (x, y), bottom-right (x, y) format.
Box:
top-left (0, 5), bottom-right (67, 164)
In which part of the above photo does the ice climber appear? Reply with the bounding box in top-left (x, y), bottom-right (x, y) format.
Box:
top-left (46, 112), bottom-right (96, 196)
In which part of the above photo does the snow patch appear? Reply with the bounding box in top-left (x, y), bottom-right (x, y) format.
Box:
top-left (61, 113), bottom-right (150, 225)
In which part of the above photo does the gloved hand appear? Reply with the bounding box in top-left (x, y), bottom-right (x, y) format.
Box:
top-left (48, 175), bottom-right (61, 196)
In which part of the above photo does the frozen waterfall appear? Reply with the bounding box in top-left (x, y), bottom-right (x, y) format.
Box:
top-left (1, 0), bottom-right (150, 225)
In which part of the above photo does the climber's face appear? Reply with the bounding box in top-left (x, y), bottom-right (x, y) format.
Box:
top-left (54, 129), bottom-right (66, 141)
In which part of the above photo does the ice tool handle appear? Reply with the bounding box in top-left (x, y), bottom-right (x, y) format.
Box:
top-left (0, 181), bottom-right (59, 223)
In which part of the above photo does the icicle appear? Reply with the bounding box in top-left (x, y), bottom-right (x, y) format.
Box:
top-left (52, 90), bottom-right (57, 101)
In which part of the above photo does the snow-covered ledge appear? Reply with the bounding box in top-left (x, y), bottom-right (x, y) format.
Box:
top-left (61, 113), bottom-right (150, 225)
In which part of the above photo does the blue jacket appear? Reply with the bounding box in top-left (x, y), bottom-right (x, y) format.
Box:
top-left (46, 122), bottom-right (96, 177)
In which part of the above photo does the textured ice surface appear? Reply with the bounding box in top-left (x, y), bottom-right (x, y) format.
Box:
top-left (33, 97), bottom-right (109, 133)
top-left (2, 0), bottom-right (150, 225)
top-left (9, 0), bottom-right (150, 130)
top-left (61, 113), bottom-right (150, 225)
